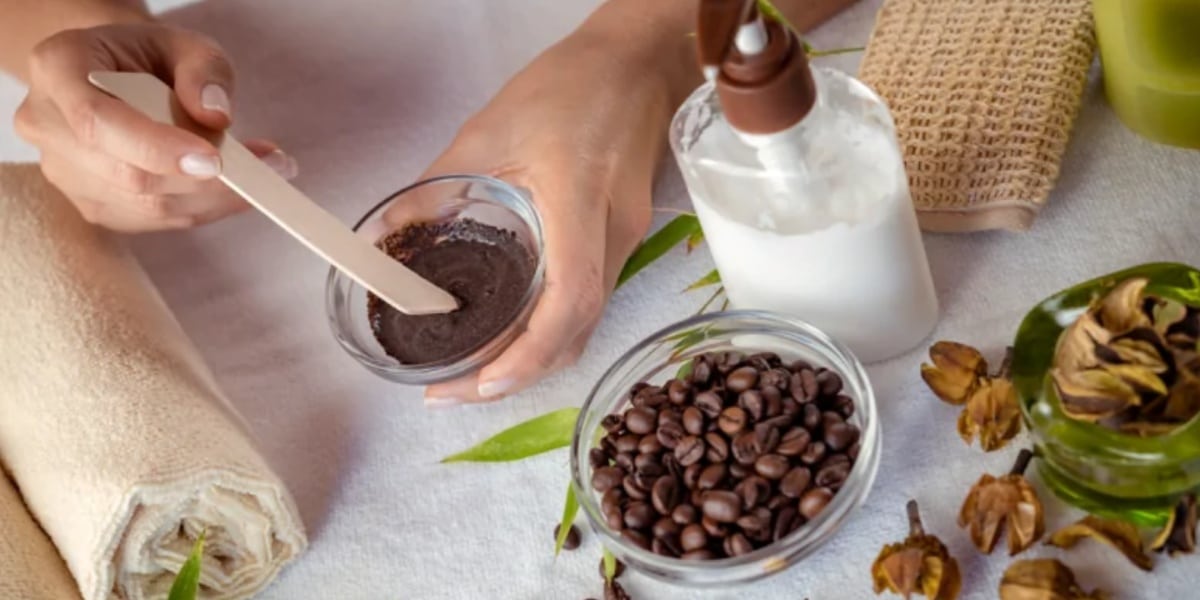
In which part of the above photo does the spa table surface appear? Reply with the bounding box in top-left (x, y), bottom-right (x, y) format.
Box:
top-left (2, 1), bottom-right (1199, 598)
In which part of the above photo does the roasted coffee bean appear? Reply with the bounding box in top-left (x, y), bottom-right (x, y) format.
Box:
top-left (652, 537), bottom-right (681, 558)
top-left (780, 397), bottom-right (801, 418)
top-left (624, 501), bottom-right (656, 529)
top-left (794, 369), bottom-right (819, 403)
top-left (800, 441), bottom-right (827, 465)
top-left (777, 427), bottom-right (811, 457)
top-left (680, 523), bottom-right (708, 552)
top-left (773, 506), bottom-right (799, 542)
top-left (697, 463), bottom-right (727, 490)
top-left (592, 466), bottom-right (624, 492)
top-left (653, 516), bottom-right (681, 540)
top-left (834, 394), bottom-right (855, 418)
top-left (701, 515), bottom-right (728, 537)
top-left (672, 503), bottom-right (698, 525)
top-left (815, 460), bottom-right (851, 489)
top-left (554, 524), bottom-right (582, 550)
top-left (667, 379), bottom-right (691, 405)
top-left (802, 403), bottom-right (821, 430)
top-left (601, 435), bottom-right (618, 456)
top-left (642, 392), bottom-right (668, 409)
top-left (753, 422), bottom-right (781, 454)
top-left (620, 528), bottom-right (651, 551)
top-left (759, 413), bottom-right (793, 430)
top-left (691, 357), bottom-right (713, 386)
top-left (735, 475), bottom-right (771, 509)
top-left (675, 435), bottom-right (706, 466)
top-left (726, 366), bottom-right (759, 393)
top-left (606, 511), bottom-right (624, 531)
top-left (779, 467), bottom-right (812, 498)
top-left (715, 351), bottom-right (744, 374)
top-left (704, 432), bottom-right (729, 463)
top-left (760, 368), bottom-right (790, 391)
top-left (656, 420), bottom-right (685, 450)
top-left (748, 352), bottom-right (779, 370)
top-left (602, 488), bottom-right (626, 516)
top-left (816, 370), bottom-right (843, 396)
top-left (762, 386), bottom-right (784, 417)
top-left (682, 463), bottom-right (702, 490)
top-left (681, 549), bottom-right (716, 560)
top-left (825, 422), bottom-right (860, 452)
top-left (732, 431), bottom-right (759, 465)
top-left (598, 557), bottom-right (626, 580)
top-left (702, 490), bottom-right (744, 523)
top-left (618, 434), bottom-right (642, 454)
top-left (632, 468), bottom-right (659, 491)
top-left (718, 406), bottom-right (748, 435)
top-left (682, 406), bottom-right (705, 436)
top-left (637, 434), bottom-right (663, 456)
top-left (694, 391), bottom-right (724, 418)
top-left (799, 487), bottom-right (834, 520)
top-left (605, 581), bottom-right (632, 600)
top-left (601, 414), bottom-right (624, 433)
top-left (623, 475), bottom-right (649, 501)
top-left (634, 452), bottom-right (660, 472)
top-left (848, 440), bottom-right (861, 461)
top-left (822, 410), bottom-right (844, 430)
top-left (754, 454), bottom-right (790, 480)
top-left (658, 407), bottom-right (682, 425)
top-left (724, 532), bottom-right (754, 557)
top-left (789, 359), bottom-right (813, 372)
top-left (738, 390), bottom-right (765, 421)
top-left (625, 407), bottom-right (657, 435)
top-left (652, 476), bottom-right (680, 514)
top-left (736, 512), bottom-right (769, 536)
top-left (589, 448), bottom-right (610, 469)
top-left (614, 452), bottom-right (634, 472)
top-left (729, 462), bottom-right (751, 479)
top-left (766, 494), bottom-right (792, 511)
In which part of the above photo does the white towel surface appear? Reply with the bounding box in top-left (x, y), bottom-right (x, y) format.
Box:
top-left (1, 0), bottom-right (1199, 598)
top-left (0, 472), bottom-right (81, 600)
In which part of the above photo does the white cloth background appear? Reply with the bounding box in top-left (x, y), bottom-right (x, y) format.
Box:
top-left (1, 1), bottom-right (1198, 598)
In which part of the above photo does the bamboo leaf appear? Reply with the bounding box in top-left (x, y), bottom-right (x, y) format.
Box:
top-left (441, 408), bottom-right (580, 463)
top-left (686, 229), bottom-right (705, 254)
top-left (167, 532), bottom-right (205, 600)
top-left (603, 548), bottom-right (617, 583)
top-left (617, 214), bottom-right (701, 289)
top-left (676, 359), bottom-right (694, 380)
top-left (554, 483), bottom-right (579, 556)
top-left (684, 269), bottom-right (722, 293)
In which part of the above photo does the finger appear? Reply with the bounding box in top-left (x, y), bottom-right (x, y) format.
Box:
top-left (162, 28), bottom-right (236, 130)
top-left (423, 374), bottom-right (484, 408)
top-left (41, 155), bottom-right (193, 232)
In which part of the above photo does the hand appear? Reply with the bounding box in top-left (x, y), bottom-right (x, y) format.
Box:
top-left (12, 23), bottom-right (297, 232)
top-left (406, 30), bottom-right (680, 406)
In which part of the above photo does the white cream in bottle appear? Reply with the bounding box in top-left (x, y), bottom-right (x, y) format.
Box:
top-left (671, 0), bottom-right (937, 362)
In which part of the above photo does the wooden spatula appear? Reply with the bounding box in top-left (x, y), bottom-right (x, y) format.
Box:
top-left (88, 71), bottom-right (458, 316)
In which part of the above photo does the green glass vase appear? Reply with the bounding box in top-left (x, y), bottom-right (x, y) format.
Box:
top-left (1012, 262), bottom-right (1200, 526)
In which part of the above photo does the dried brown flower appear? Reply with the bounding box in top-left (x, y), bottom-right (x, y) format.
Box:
top-left (922, 344), bottom-right (1022, 451)
top-left (1151, 493), bottom-right (1197, 557)
top-left (872, 500), bottom-right (961, 600)
top-left (1046, 515), bottom-right (1153, 571)
top-left (921, 342), bottom-right (988, 405)
top-left (998, 559), bottom-right (1106, 600)
top-left (1096, 278), bottom-right (1150, 334)
top-left (958, 449), bottom-right (1044, 555)
top-left (958, 377), bottom-right (1021, 452)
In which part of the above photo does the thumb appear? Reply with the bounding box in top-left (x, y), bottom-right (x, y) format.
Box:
top-left (162, 30), bottom-right (236, 131)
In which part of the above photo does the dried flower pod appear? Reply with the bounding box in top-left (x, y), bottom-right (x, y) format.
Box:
top-left (998, 559), bottom-right (1105, 600)
top-left (1151, 493), bottom-right (1197, 557)
top-left (1151, 298), bottom-right (1188, 335)
top-left (871, 500), bottom-right (961, 600)
top-left (1046, 515), bottom-right (1153, 571)
top-left (921, 342), bottom-right (988, 406)
top-left (1051, 368), bottom-right (1141, 422)
top-left (1054, 312), bottom-right (1110, 374)
top-left (958, 377), bottom-right (1022, 452)
top-left (1103, 337), bottom-right (1169, 373)
top-left (958, 449), bottom-right (1044, 556)
top-left (1097, 278), bottom-right (1150, 334)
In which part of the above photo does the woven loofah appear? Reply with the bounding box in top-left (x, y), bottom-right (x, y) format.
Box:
top-left (858, 0), bottom-right (1096, 232)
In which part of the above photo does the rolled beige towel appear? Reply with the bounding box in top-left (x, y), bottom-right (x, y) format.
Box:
top-left (0, 471), bottom-right (81, 599)
top-left (0, 164), bottom-right (306, 599)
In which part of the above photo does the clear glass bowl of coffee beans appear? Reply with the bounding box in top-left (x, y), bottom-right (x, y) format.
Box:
top-left (571, 310), bottom-right (881, 586)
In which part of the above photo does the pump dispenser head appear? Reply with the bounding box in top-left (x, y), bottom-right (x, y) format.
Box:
top-left (697, 0), bottom-right (817, 135)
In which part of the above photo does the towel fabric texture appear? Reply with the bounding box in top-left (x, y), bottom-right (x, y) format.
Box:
top-left (0, 472), bottom-right (81, 600)
top-left (0, 164), bottom-right (306, 599)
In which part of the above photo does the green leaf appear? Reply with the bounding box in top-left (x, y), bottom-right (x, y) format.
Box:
top-left (603, 548), bottom-right (617, 584)
top-left (676, 359), bottom-right (694, 380)
top-left (685, 229), bottom-right (705, 254)
top-left (684, 269), bottom-right (722, 293)
top-left (554, 483), bottom-right (579, 556)
top-left (441, 407), bottom-right (581, 463)
top-left (167, 532), bottom-right (205, 600)
top-left (809, 46), bottom-right (866, 58)
top-left (617, 215), bottom-right (701, 289)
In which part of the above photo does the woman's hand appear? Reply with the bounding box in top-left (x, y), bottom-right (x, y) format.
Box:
top-left (13, 22), bottom-right (297, 232)
top-left (408, 9), bottom-right (696, 407)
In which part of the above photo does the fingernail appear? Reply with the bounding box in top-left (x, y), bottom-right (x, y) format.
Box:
top-left (424, 396), bottom-right (462, 409)
top-left (478, 378), bottom-right (515, 399)
top-left (200, 84), bottom-right (231, 116)
top-left (261, 150), bottom-right (299, 179)
top-left (179, 153), bottom-right (221, 177)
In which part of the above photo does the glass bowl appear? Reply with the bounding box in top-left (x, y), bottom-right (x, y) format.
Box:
top-left (325, 174), bottom-right (544, 385)
top-left (1012, 262), bottom-right (1200, 526)
top-left (570, 310), bottom-right (880, 586)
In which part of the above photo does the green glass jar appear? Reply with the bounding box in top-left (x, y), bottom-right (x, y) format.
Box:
top-left (1012, 263), bottom-right (1200, 526)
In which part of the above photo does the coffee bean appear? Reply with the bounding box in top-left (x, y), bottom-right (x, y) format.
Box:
top-left (675, 435), bottom-right (705, 466)
top-left (736, 512), bottom-right (769, 535)
top-left (602, 488), bottom-right (626, 517)
top-left (622, 475), bottom-right (649, 501)
top-left (642, 392), bottom-right (668, 409)
top-left (697, 463), bottom-right (727, 490)
top-left (777, 427), bottom-right (811, 456)
top-left (652, 476), bottom-right (680, 514)
top-left (760, 368), bottom-right (790, 390)
top-left (555, 524), bottom-right (581, 550)
top-left (589, 448), bottom-right (610, 469)
top-left (729, 462), bottom-right (751, 479)
top-left (704, 432), bottom-right (729, 463)
top-left (614, 452), bottom-right (634, 472)
top-left (601, 414), bottom-right (624, 433)
top-left (681, 549), bottom-right (716, 560)
top-left (753, 422), bottom-right (781, 454)
top-left (694, 391), bottom-right (724, 418)
top-left (621, 528), bottom-right (651, 550)
top-left (718, 406), bottom-right (748, 435)
top-left (789, 359), bottom-right (813, 372)
top-left (779, 467), bottom-right (812, 498)
top-left (653, 516), bottom-right (681, 540)
top-left (799, 487), bottom-right (834, 520)
top-left (656, 420), bottom-right (685, 450)
top-left (824, 422), bottom-right (859, 451)
top-left (848, 440), bottom-right (861, 461)
top-left (637, 434), bottom-right (663, 456)
top-left (605, 581), bottom-right (631, 600)
top-left (800, 441), bottom-right (827, 465)
top-left (667, 379), bottom-right (691, 405)
top-left (816, 370), bottom-right (843, 396)
top-left (681, 464), bottom-right (702, 493)
top-left (592, 466), bottom-right (624, 492)
top-left (802, 403), bottom-right (821, 430)
top-left (767, 494), bottom-right (792, 511)
top-left (652, 537), bottom-right (681, 558)
top-left (702, 490), bottom-right (744, 523)
top-left (680, 523), bottom-right (708, 551)
top-left (601, 435), bottom-right (618, 456)
top-left (716, 351), bottom-right (744, 374)
top-left (618, 434), bottom-right (642, 454)
top-left (658, 408), bottom-right (682, 426)
top-left (748, 352), bottom-right (779, 370)
top-left (762, 386), bottom-right (784, 417)
top-left (701, 515), bottom-right (728, 537)
top-left (794, 369), bottom-right (819, 403)
top-left (822, 410), bottom-right (844, 430)
top-left (672, 503), bottom-right (698, 525)
top-left (633, 469), bottom-right (659, 491)
top-left (726, 366), bottom-right (759, 393)
top-left (780, 397), bottom-right (801, 418)
top-left (598, 557), bottom-right (626, 580)
top-left (834, 394), bottom-right (855, 418)
top-left (752, 454), bottom-right (788, 480)
top-left (816, 461), bottom-right (851, 489)
top-left (691, 357), bottom-right (713, 386)
top-left (633, 452), bottom-right (659, 472)
top-left (625, 407), bottom-right (657, 435)
top-left (682, 406), bottom-right (705, 436)
top-left (724, 532), bottom-right (754, 557)
top-left (738, 390), bottom-right (765, 421)
top-left (773, 506), bottom-right (799, 542)
top-left (735, 475), bottom-right (770, 509)
top-left (624, 501), bottom-right (655, 529)
top-left (606, 511), bottom-right (624, 530)
top-left (732, 431), bottom-right (759, 465)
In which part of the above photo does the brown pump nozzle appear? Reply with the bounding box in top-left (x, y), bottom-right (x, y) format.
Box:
top-left (697, 0), bottom-right (816, 135)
